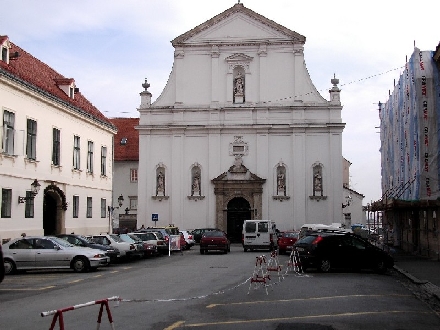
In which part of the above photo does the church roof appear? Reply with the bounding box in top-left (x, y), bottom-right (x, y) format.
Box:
top-left (110, 117), bottom-right (139, 161)
top-left (0, 36), bottom-right (116, 131)
top-left (171, 3), bottom-right (306, 46)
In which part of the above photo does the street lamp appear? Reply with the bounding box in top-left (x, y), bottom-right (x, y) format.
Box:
top-left (117, 194), bottom-right (124, 207)
top-left (18, 179), bottom-right (41, 203)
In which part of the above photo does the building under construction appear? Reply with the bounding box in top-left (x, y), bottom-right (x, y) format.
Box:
top-left (372, 44), bottom-right (440, 258)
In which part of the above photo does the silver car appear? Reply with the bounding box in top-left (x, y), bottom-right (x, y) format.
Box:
top-left (2, 236), bottom-right (110, 274)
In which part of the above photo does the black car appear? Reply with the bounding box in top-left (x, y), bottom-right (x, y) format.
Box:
top-left (192, 228), bottom-right (222, 243)
top-left (56, 234), bottom-right (120, 263)
top-left (0, 244), bottom-right (5, 283)
top-left (293, 232), bottom-right (394, 274)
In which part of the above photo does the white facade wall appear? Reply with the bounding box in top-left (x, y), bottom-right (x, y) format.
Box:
top-left (112, 160), bottom-right (138, 226)
top-left (0, 75), bottom-right (115, 241)
top-left (137, 4), bottom-right (345, 234)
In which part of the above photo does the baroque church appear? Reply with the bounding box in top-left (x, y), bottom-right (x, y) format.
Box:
top-left (136, 3), bottom-right (345, 242)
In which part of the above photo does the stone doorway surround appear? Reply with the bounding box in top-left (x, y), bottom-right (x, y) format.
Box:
top-left (212, 160), bottom-right (266, 231)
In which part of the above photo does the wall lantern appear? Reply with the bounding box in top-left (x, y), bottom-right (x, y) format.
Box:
top-left (18, 179), bottom-right (41, 203)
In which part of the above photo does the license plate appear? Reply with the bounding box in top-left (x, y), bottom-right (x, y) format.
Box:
top-left (296, 247), bottom-right (304, 252)
top-left (287, 246), bottom-right (293, 249)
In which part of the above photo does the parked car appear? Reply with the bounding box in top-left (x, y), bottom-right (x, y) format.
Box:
top-left (117, 234), bottom-right (145, 258)
top-left (56, 234), bottom-right (120, 262)
top-left (91, 234), bottom-right (140, 260)
top-left (2, 236), bottom-right (110, 274)
top-left (123, 233), bottom-right (157, 257)
top-left (192, 228), bottom-right (221, 243)
top-left (293, 232), bottom-right (394, 274)
top-left (277, 231), bottom-right (299, 255)
top-left (139, 228), bottom-right (171, 245)
top-left (0, 243), bottom-right (4, 283)
top-left (133, 231), bottom-right (168, 255)
top-left (200, 230), bottom-right (230, 254)
top-left (180, 230), bottom-right (195, 249)
top-left (179, 232), bottom-right (187, 251)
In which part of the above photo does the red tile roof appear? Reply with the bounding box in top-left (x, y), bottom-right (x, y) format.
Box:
top-left (110, 117), bottom-right (139, 161)
top-left (0, 36), bottom-right (116, 130)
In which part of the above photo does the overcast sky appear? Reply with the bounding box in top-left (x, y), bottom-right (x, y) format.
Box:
top-left (2, 0), bottom-right (438, 205)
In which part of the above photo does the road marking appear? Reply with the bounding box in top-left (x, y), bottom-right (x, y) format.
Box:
top-left (182, 310), bottom-right (432, 327)
top-left (164, 321), bottom-right (185, 329)
top-left (206, 293), bottom-right (412, 308)
top-left (0, 286), bottom-right (56, 291)
top-left (68, 279), bottom-right (83, 284)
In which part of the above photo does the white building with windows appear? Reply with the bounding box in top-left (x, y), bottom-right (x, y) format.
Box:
top-left (110, 117), bottom-right (140, 232)
top-left (0, 36), bottom-right (117, 241)
top-left (137, 3), bottom-right (345, 242)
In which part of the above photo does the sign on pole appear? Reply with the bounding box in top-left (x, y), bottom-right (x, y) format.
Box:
top-left (152, 213), bottom-right (158, 225)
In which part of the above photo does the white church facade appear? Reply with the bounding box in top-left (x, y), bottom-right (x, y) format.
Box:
top-left (136, 3), bottom-right (345, 242)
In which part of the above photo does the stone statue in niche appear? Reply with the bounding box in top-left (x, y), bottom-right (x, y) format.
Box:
top-left (277, 166), bottom-right (286, 196)
top-left (191, 170), bottom-right (201, 196)
top-left (234, 72), bottom-right (244, 96)
top-left (313, 166), bottom-right (323, 196)
top-left (156, 170), bottom-right (165, 196)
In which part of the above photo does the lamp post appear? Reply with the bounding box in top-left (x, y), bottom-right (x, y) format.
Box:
top-left (108, 194), bottom-right (124, 234)
top-left (18, 179), bottom-right (41, 203)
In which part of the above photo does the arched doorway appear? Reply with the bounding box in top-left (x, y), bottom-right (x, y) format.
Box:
top-left (227, 197), bottom-right (251, 243)
top-left (43, 185), bottom-right (67, 235)
top-left (43, 194), bottom-right (57, 235)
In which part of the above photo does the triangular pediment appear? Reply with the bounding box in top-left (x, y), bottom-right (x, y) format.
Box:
top-left (172, 3), bottom-right (305, 46)
top-left (212, 164), bottom-right (265, 183)
top-left (225, 53), bottom-right (254, 63)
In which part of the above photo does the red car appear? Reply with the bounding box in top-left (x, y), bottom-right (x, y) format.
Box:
top-left (200, 230), bottom-right (230, 254)
top-left (277, 231), bottom-right (299, 255)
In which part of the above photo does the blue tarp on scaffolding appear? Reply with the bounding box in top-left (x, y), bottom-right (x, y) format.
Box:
top-left (380, 48), bottom-right (440, 200)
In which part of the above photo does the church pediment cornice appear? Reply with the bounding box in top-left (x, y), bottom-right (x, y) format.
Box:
top-left (225, 53), bottom-right (254, 62)
top-left (171, 3), bottom-right (305, 47)
top-left (212, 164), bottom-right (265, 183)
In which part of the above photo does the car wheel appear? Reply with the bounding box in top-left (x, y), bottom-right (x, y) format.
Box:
top-left (72, 257), bottom-right (89, 273)
top-left (227, 245), bottom-right (230, 252)
top-left (243, 247), bottom-right (248, 252)
top-left (279, 249), bottom-right (285, 255)
top-left (4, 258), bottom-right (16, 275)
top-left (319, 259), bottom-right (331, 272)
top-left (375, 260), bottom-right (387, 274)
top-left (200, 249), bottom-right (205, 255)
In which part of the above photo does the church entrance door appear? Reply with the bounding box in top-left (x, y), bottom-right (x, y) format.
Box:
top-left (227, 197), bottom-right (251, 243)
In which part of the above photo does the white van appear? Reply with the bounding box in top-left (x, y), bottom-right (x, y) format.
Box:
top-left (242, 220), bottom-right (277, 252)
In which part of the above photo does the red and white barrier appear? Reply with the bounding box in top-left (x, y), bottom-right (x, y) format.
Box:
top-left (41, 296), bottom-right (120, 330)
top-left (248, 255), bottom-right (271, 295)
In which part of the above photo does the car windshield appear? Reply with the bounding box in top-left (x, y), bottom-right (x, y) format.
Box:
top-left (127, 234), bottom-right (142, 242)
top-left (284, 232), bottom-right (298, 238)
top-left (203, 231), bottom-right (224, 237)
top-left (50, 237), bottom-right (74, 247)
top-left (296, 235), bottom-right (318, 244)
top-left (109, 234), bottom-right (124, 243)
top-left (78, 235), bottom-right (93, 243)
top-left (119, 234), bottom-right (135, 243)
